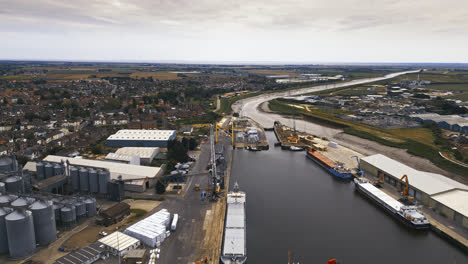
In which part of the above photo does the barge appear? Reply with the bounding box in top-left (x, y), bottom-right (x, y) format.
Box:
top-left (306, 149), bottom-right (352, 179)
top-left (354, 177), bottom-right (430, 229)
top-left (221, 182), bottom-right (247, 264)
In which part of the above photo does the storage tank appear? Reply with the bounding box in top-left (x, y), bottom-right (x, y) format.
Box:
top-left (79, 167), bottom-right (89, 192)
top-left (29, 200), bottom-right (56, 245)
top-left (10, 197), bottom-right (29, 210)
top-left (0, 194), bottom-right (9, 207)
top-left (98, 170), bottom-right (110, 194)
top-left (84, 198), bottom-right (97, 217)
top-left (0, 182), bottom-right (5, 193)
top-left (74, 200), bottom-right (86, 219)
top-left (5, 210), bottom-right (36, 258)
top-left (44, 163), bottom-right (54, 178)
top-left (36, 162), bottom-right (45, 180)
top-left (70, 167), bottom-right (79, 191)
top-left (5, 176), bottom-right (24, 193)
top-left (89, 169), bottom-right (98, 193)
top-left (0, 156), bottom-right (14, 172)
top-left (53, 203), bottom-right (63, 223)
top-left (60, 205), bottom-right (76, 227)
top-left (53, 164), bottom-right (62, 176)
top-left (0, 207), bottom-right (12, 254)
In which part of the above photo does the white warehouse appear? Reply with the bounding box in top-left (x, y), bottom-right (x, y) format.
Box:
top-left (106, 129), bottom-right (176, 148)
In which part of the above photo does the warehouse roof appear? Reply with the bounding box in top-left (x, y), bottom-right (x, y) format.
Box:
top-left (116, 147), bottom-right (160, 159)
top-left (361, 154), bottom-right (468, 195)
top-left (107, 129), bottom-right (176, 141)
top-left (431, 189), bottom-right (468, 217)
top-left (98, 231), bottom-right (140, 251)
top-left (54, 242), bottom-right (105, 264)
top-left (105, 153), bottom-right (138, 162)
top-left (43, 155), bottom-right (162, 181)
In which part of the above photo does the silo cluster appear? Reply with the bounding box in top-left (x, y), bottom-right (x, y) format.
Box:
top-left (69, 166), bottom-right (110, 194)
top-left (36, 162), bottom-right (65, 180)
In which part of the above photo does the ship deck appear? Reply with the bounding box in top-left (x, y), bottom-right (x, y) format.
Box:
top-left (222, 192), bottom-right (246, 257)
top-left (359, 182), bottom-right (403, 211)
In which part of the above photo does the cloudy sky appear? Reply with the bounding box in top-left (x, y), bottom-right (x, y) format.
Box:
top-left (1, 0), bottom-right (467, 63)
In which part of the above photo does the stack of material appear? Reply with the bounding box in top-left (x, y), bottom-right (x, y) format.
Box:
top-left (124, 209), bottom-right (170, 247)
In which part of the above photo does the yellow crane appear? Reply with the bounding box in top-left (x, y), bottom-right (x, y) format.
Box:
top-left (398, 174), bottom-right (414, 200)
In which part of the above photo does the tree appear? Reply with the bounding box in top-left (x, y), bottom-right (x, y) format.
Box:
top-left (167, 139), bottom-right (189, 162)
top-left (156, 180), bottom-right (166, 194)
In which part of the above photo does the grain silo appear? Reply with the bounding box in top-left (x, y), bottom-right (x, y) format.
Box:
top-left (0, 156), bottom-right (14, 172)
top-left (44, 163), bottom-right (54, 178)
top-left (89, 169), bottom-right (99, 193)
top-left (10, 197), bottom-right (29, 210)
top-left (53, 203), bottom-right (63, 223)
top-left (53, 163), bottom-right (63, 176)
top-left (29, 200), bottom-right (56, 245)
top-left (74, 200), bottom-right (86, 219)
top-left (36, 162), bottom-right (45, 180)
top-left (0, 207), bottom-right (12, 254)
top-left (79, 167), bottom-right (89, 192)
top-left (60, 205), bottom-right (76, 227)
top-left (70, 167), bottom-right (79, 191)
top-left (0, 194), bottom-right (11, 207)
top-left (5, 176), bottom-right (24, 193)
top-left (98, 169), bottom-right (110, 194)
top-left (84, 197), bottom-right (97, 217)
top-left (0, 182), bottom-right (5, 193)
top-left (5, 210), bottom-right (36, 258)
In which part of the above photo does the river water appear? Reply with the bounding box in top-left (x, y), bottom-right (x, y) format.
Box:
top-left (229, 132), bottom-right (468, 264)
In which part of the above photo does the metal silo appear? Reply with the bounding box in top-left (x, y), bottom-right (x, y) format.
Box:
top-left (89, 169), bottom-right (98, 193)
top-left (5, 176), bottom-right (24, 193)
top-left (44, 163), bottom-right (54, 178)
top-left (74, 200), bottom-right (86, 219)
top-left (53, 203), bottom-right (63, 223)
top-left (0, 182), bottom-right (5, 194)
top-left (5, 210), bottom-right (36, 258)
top-left (36, 162), bottom-right (45, 180)
top-left (0, 156), bottom-right (14, 172)
top-left (98, 169), bottom-right (110, 194)
top-left (0, 194), bottom-right (10, 207)
top-left (84, 198), bottom-right (97, 217)
top-left (79, 167), bottom-right (89, 192)
top-left (53, 164), bottom-right (62, 176)
top-left (10, 197), bottom-right (29, 210)
top-left (60, 205), bottom-right (76, 227)
top-left (0, 207), bottom-right (12, 254)
top-left (29, 200), bottom-right (56, 245)
top-left (70, 167), bottom-right (79, 191)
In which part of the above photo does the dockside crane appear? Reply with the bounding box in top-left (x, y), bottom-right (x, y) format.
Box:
top-left (351, 155), bottom-right (363, 175)
top-left (209, 124), bottom-right (220, 200)
top-left (398, 174), bottom-right (414, 201)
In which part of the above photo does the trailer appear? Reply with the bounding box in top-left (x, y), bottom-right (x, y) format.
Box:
top-left (171, 214), bottom-right (179, 231)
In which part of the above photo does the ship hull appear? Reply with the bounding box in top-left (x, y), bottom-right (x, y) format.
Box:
top-left (306, 152), bottom-right (353, 179)
top-left (355, 182), bottom-right (430, 230)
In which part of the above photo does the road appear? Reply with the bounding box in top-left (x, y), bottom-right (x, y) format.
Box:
top-left (233, 70), bottom-right (419, 136)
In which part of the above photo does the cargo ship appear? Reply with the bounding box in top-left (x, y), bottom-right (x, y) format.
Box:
top-left (306, 149), bottom-right (353, 179)
top-left (354, 177), bottom-right (430, 229)
top-left (221, 182), bottom-right (247, 264)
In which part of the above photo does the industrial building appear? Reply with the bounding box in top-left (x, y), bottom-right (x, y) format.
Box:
top-left (106, 129), bottom-right (176, 148)
top-left (40, 155), bottom-right (164, 192)
top-left (96, 202), bottom-right (130, 226)
top-left (410, 113), bottom-right (468, 134)
top-left (360, 154), bottom-right (468, 229)
top-left (105, 153), bottom-right (140, 165)
top-left (115, 147), bottom-right (160, 165)
top-left (98, 231), bottom-right (140, 256)
top-left (54, 242), bottom-right (107, 264)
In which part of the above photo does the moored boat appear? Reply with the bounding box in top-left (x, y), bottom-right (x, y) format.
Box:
top-left (306, 149), bottom-right (352, 179)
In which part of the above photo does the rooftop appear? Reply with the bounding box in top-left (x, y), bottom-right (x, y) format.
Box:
top-left (431, 189), bottom-right (468, 218)
top-left (107, 129), bottom-right (176, 141)
top-left (115, 147), bottom-right (160, 158)
top-left (361, 154), bottom-right (468, 195)
top-left (98, 231), bottom-right (140, 251)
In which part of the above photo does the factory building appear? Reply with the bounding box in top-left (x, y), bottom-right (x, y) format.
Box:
top-left (105, 153), bottom-right (140, 165)
top-left (360, 154), bottom-right (468, 229)
top-left (41, 155), bottom-right (163, 192)
top-left (106, 129), bottom-right (176, 148)
top-left (410, 113), bottom-right (468, 134)
top-left (115, 147), bottom-right (160, 165)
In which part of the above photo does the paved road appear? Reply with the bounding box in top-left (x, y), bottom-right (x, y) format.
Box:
top-left (158, 133), bottom-right (232, 264)
top-left (233, 70), bottom-right (420, 137)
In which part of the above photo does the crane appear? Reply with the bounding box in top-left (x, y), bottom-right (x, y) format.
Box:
top-left (352, 155), bottom-right (363, 175)
top-left (398, 174), bottom-right (414, 201)
top-left (373, 172), bottom-right (385, 188)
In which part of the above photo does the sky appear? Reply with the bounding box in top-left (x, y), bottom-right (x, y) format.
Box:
top-left (1, 0), bottom-right (468, 63)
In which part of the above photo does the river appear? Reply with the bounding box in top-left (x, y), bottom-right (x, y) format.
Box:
top-left (229, 132), bottom-right (468, 264)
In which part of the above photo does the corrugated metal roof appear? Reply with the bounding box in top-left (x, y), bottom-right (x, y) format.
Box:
top-left (116, 147), bottom-right (160, 159)
top-left (431, 190), bottom-right (468, 217)
top-left (43, 155), bottom-right (161, 181)
top-left (98, 231), bottom-right (140, 251)
top-left (105, 152), bottom-right (138, 162)
top-left (108, 129), bottom-right (176, 141)
top-left (361, 154), bottom-right (468, 195)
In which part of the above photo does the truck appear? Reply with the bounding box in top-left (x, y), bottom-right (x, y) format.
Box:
top-left (171, 214), bottom-right (179, 231)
